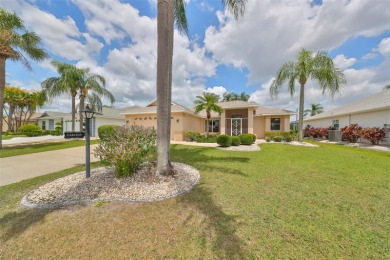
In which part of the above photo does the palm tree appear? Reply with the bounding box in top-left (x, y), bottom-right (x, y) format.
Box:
top-left (76, 68), bottom-right (115, 131)
top-left (194, 92), bottom-right (223, 137)
top-left (304, 103), bottom-right (324, 117)
top-left (0, 8), bottom-right (48, 149)
top-left (270, 48), bottom-right (346, 142)
top-left (156, 0), bottom-right (246, 175)
top-left (42, 61), bottom-right (80, 131)
top-left (42, 61), bottom-right (115, 131)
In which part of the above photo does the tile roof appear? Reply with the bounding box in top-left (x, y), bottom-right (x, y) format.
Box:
top-left (255, 106), bottom-right (295, 116)
top-left (304, 89), bottom-right (390, 121)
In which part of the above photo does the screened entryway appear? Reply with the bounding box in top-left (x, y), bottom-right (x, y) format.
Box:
top-left (225, 109), bottom-right (249, 136)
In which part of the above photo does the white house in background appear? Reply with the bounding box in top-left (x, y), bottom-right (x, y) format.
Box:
top-left (304, 89), bottom-right (390, 144)
top-left (36, 107), bottom-right (126, 137)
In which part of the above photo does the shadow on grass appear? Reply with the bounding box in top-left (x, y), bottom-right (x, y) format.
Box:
top-left (0, 209), bottom-right (53, 242)
top-left (170, 145), bottom-right (250, 177)
top-left (178, 184), bottom-right (248, 258)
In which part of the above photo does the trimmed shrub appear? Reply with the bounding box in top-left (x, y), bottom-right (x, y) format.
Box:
top-left (265, 131), bottom-right (291, 140)
top-left (217, 134), bottom-right (232, 147)
top-left (98, 125), bottom-right (119, 141)
top-left (273, 136), bottom-right (282, 142)
top-left (362, 127), bottom-right (387, 145)
top-left (238, 134), bottom-right (253, 145)
top-left (186, 131), bottom-right (201, 142)
top-left (250, 134), bottom-right (256, 143)
top-left (285, 135), bottom-right (293, 142)
top-left (231, 136), bottom-right (241, 146)
top-left (18, 124), bottom-right (42, 137)
top-left (94, 125), bottom-right (157, 178)
top-left (266, 137), bottom-right (271, 142)
top-left (341, 124), bottom-right (362, 143)
top-left (196, 135), bottom-right (218, 143)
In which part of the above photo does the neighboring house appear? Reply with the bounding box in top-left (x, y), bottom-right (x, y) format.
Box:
top-left (123, 99), bottom-right (294, 141)
top-left (37, 107), bottom-right (126, 137)
top-left (2, 112), bottom-right (43, 132)
top-left (304, 89), bottom-right (390, 144)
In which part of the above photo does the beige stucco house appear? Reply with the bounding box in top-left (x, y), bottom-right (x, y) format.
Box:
top-left (123, 100), bottom-right (294, 141)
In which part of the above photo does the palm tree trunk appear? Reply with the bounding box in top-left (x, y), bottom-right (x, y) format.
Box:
top-left (8, 105), bottom-right (14, 132)
top-left (79, 94), bottom-right (85, 132)
top-left (0, 57), bottom-right (6, 149)
top-left (156, 0), bottom-right (174, 175)
top-left (71, 92), bottom-right (76, 132)
top-left (298, 83), bottom-right (305, 142)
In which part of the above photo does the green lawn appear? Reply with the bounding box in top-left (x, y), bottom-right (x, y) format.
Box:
top-left (1, 135), bottom-right (26, 140)
top-left (0, 139), bottom-right (99, 158)
top-left (0, 142), bottom-right (389, 258)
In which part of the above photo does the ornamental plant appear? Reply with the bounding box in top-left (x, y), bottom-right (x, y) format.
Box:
top-left (238, 134), bottom-right (253, 145)
top-left (217, 134), bottom-right (232, 147)
top-left (341, 124), bottom-right (363, 143)
top-left (94, 125), bottom-right (157, 177)
top-left (185, 131), bottom-right (201, 142)
top-left (361, 127), bottom-right (387, 145)
top-left (18, 124), bottom-right (42, 137)
top-left (231, 136), bottom-right (241, 146)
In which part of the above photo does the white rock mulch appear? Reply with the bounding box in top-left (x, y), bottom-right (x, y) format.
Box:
top-left (21, 162), bottom-right (200, 209)
top-left (217, 144), bottom-right (260, 151)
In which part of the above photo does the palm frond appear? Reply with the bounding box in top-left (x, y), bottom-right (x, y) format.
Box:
top-left (174, 0), bottom-right (188, 35)
top-left (223, 0), bottom-right (247, 19)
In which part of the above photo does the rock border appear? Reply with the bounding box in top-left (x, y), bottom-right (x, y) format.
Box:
top-left (21, 162), bottom-right (200, 209)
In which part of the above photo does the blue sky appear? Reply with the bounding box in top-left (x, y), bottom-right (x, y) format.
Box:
top-left (2, 0), bottom-right (390, 113)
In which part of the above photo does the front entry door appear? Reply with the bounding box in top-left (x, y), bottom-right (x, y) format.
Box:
top-left (231, 118), bottom-right (242, 136)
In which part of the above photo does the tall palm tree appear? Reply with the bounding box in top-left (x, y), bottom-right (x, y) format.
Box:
top-left (270, 48), bottom-right (346, 142)
top-left (194, 92), bottom-right (223, 137)
top-left (0, 8), bottom-right (47, 149)
top-left (156, 0), bottom-right (246, 175)
top-left (42, 61), bottom-right (80, 131)
top-left (304, 103), bottom-right (324, 117)
top-left (76, 68), bottom-right (115, 131)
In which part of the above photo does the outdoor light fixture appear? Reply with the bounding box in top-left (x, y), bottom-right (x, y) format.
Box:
top-left (80, 104), bottom-right (101, 178)
top-left (176, 119), bottom-right (180, 123)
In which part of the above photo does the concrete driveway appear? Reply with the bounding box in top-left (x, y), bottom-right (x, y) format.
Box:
top-left (0, 144), bottom-right (99, 186)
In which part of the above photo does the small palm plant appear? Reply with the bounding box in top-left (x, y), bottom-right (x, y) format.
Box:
top-left (194, 92), bottom-right (222, 137)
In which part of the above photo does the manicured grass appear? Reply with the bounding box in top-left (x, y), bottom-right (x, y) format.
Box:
top-left (0, 140), bottom-right (99, 158)
top-left (1, 135), bottom-right (26, 140)
top-left (0, 142), bottom-right (389, 258)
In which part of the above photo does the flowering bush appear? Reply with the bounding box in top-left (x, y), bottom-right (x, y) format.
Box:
top-left (361, 127), bottom-right (387, 145)
top-left (341, 124), bottom-right (362, 143)
top-left (94, 125), bottom-right (157, 177)
top-left (304, 125), bottom-right (329, 139)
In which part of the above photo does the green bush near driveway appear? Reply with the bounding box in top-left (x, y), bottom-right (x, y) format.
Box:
top-left (18, 124), bottom-right (42, 137)
top-left (238, 134), bottom-right (253, 145)
top-left (231, 136), bottom-right (241, 146)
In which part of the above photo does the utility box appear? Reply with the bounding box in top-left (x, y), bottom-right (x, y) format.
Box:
top-left (329, 130), bottom-right (342, 142)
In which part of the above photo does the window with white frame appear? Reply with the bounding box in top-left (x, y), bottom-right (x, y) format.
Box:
top-left (42, 121), bottom-right (46, 130)
top-left (332, 119), bottom-right (339, 130)
top-left (205, 120), bottom-right (220, 133)
top-left (271, 118), bottom-right (281, 131)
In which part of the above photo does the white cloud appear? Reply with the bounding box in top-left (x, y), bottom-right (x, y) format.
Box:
top-left (205, 86), bottom-right (227, 98)
top-left (333, 54), bottom-right (356, 70)
top-left (376, 37), bottom-right (390, 57)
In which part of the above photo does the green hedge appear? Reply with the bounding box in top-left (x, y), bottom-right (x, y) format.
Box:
top-left (231, 136), bottom-right (241, 146)
top-left (185, 131), bottom-right (201, 142)
top-left (265, 131), bottom-right (291, 140)
top-left (217, 135), bottom-right (232, 147)
top-left (196, 135), bottom-right (218, 143)
top-left (273, 136), bottom-right (282, 142)
top-left (18, 124), bottom-right (42, 137)
top-left (98, 125), bottom-right (119, 140)
top-left (238, 134), bottom-right (253, 145)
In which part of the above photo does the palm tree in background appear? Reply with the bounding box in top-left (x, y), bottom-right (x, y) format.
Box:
top-left (194, 92), bottom-right (223, 137)
top-left (304, 103), bottom-right (324, 117)
top-left (222, 91), bottom-right (250, 102)
top-left (270, 48), bottom-right (346, 142)
top-left (0, 8), bottom-right (48, 149)
top-left (42, 61), bottom-right (115, 131)
top-left (42, 61), bottom-right (80, 132)
top-left (156, 0), bottom-right (247, 175)
top-left (76, 68), bottom-right (115, 131)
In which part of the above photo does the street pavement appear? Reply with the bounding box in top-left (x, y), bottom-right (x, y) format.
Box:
top-left (0, 144), bottom-right (99, 187)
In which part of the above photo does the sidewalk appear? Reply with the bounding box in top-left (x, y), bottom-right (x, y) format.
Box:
top-left (0, 144), bottom-right (99, 186)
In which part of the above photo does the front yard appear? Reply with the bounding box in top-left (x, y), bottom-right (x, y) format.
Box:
top-left (0, 142), bottom-right (389, 258)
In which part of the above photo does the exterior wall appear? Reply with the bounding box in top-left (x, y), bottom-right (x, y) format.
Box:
top-left (253, 115), bottom-right (291, 138)
top-left (37, 118), bottom-right (63, 131)
top-left (182, 113), bottom-right (203, 136)
top-left (304, 109), bottom-right (390, 129)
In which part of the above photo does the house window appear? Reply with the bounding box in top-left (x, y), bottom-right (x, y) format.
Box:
top-left (49, 119), bottom-right (54, 130)
top-left (42, 121), bottom-right (46, 130)
top-left (205, 120), bottom-right (220, 133)
top-left (332, 119), bottom-right (339, 130)
top-left (271, 118), bottom-right (281, 131)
